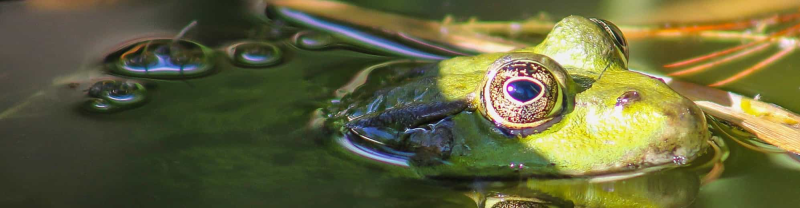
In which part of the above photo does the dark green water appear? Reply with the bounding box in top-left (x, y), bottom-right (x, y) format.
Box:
top-left (1, 0), bottom-right (799, 207)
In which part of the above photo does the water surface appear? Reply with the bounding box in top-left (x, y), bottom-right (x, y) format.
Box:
top-left (1, 0), bottom-right (799, 207)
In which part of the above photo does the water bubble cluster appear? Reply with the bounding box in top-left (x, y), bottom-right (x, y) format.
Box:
top-left (106, 39), bottom-right (215, 79)
top-left (226, 41), bottom-right (283, 67)
top-left (83, 80), bottom-right (148, 113)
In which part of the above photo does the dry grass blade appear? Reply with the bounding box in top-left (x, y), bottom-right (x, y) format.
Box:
top-left (696, 101), bottom-right (800, 154)
top-left (666, 78), bottom-right (800, 153)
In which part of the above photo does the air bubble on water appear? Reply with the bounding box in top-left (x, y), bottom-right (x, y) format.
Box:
top-left (105, 39), bottom-right (215, 79)
top-left (86, 98), bottom-right (112, 112)
top-left (292, 31), bottom-right (336, 50)
top-left (226, 41), bottom-right (283, 67)
top-left (82, 80), bottom-right (148, 113)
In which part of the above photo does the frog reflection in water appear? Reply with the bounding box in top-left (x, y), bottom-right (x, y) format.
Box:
top-left (327, 16), bottom-right (710, 177)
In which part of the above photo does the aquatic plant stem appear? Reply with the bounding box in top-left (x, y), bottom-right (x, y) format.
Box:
top-left (709, 44), bottom-right (797, 86)
top-left (667, 42), bottom-right (772, 76)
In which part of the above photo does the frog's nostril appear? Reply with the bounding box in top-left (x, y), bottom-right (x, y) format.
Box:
top-left (615, 90), bottom-right (640, 107)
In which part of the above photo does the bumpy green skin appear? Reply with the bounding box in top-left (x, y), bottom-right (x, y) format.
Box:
top-left (339, 16), bottom-right (710, 177)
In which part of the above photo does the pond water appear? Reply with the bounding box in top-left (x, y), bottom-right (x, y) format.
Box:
top-left (1, 0), bottom-right (799, 207)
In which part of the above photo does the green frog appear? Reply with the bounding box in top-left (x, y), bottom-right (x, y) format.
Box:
top-left (324, 15), bottom-right (710, 178)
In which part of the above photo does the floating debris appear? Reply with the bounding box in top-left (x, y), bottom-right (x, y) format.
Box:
top-left (82, 80), bottom-right (148, 113)
top-left (226, 41), bottom-right (283, 67)
top-left (105, 39), bottom-right (215, 79)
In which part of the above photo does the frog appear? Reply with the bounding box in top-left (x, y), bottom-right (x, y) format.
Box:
top-left (324, 15), bottom-right (710, 178)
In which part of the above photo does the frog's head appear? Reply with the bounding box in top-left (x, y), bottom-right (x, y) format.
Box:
top-left (428, 16), bottom-right (710, 177)
top-left (476, 16), bottom-right (630, 136)
top-left (333, 16), bottom-right (710, 178)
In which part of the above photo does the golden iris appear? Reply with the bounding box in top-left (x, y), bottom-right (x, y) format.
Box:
top-left (480, 53), bottom-right (572, 132)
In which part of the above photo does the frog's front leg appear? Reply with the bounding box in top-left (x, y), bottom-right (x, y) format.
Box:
top-left (345, 101), bottom-right (467, 166)
top-left (403, 118), bottom-right (457, 166)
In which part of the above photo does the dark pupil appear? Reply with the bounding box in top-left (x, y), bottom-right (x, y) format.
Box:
top-left (506, 80), bottom-right (542, 102)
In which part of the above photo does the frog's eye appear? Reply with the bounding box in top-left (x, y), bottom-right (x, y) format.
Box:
top-left (481, 53), bottom-right (571, 133)
top-left (590, 18), bottom-right (629, 66)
